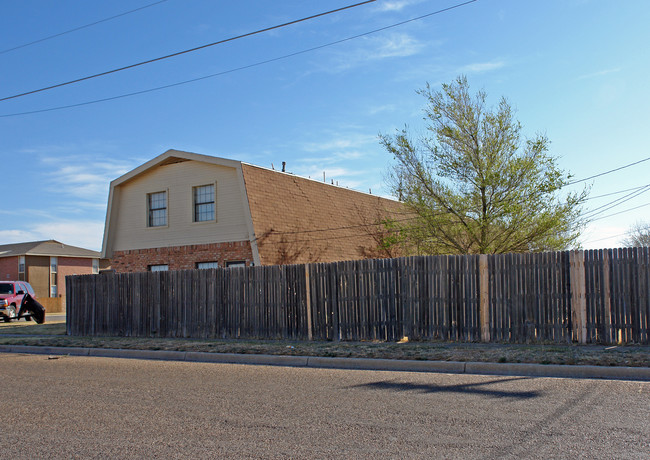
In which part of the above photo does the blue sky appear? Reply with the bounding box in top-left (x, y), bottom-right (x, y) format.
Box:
top-left (1, 0), bottom-right (649, 252)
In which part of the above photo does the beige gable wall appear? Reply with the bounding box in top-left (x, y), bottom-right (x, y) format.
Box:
top-left (111, 160), bottom-right (249, 252)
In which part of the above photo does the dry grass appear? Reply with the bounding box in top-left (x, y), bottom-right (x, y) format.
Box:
top-left (1, 319), bottom-right (648, 367)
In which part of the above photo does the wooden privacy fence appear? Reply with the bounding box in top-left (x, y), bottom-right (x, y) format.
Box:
top-left (66, 248), bottom-right (650, 344)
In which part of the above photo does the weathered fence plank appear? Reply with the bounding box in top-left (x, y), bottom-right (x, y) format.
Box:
top-left (66, 250), bottom-right (649, 344)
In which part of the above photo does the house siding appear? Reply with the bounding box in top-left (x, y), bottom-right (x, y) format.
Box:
top-left (111, 241), bottom-right (253, 273)
top-left (110, 160), bottom-right (250, 253)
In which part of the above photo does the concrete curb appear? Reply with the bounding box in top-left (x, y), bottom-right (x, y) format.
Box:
top-left (1, 345), bottom-right (648, 381)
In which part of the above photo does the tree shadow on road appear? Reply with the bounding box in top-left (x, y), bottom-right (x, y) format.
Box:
top-left (350, 377), bottom-right (541, 400)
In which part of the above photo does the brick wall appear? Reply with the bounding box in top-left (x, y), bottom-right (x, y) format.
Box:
top-left (0, 256), bottom-right (19, 281)
top-left (58, 257), bottom-right (95, 300)
top-left (111, 241), bottom-right (253, 273)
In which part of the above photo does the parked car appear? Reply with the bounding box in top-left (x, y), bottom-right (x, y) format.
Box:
top-left (0, 281), bottom-right (37, 323)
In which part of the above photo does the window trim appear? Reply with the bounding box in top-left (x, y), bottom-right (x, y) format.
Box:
top-left (192, 182), bottom-right (217, 224)
top-left (50, 256), bottom-right (58, 298)
top-left (147, 190), bottom-right (169, 228)
top-left (225, 260), bottom-right (247, 268)
top-left (196, 261), bottom-right (219, 269)
top-left (149, 264), bottom-right (169, 272)
top-left (18, 256), bottom-right (25, 281)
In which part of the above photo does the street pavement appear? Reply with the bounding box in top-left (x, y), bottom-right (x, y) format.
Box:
top-left (1, 352), bottom-right (648, 459)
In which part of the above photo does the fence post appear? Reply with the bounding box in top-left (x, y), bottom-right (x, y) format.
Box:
top-left (603, 250), bottom-right (612, 343)
top-left (305, 264), bottom-right (313, 341)
top-left (479, 254), bottom-right (490, 342)
top-left (570, 250), bottom-right (587, 343)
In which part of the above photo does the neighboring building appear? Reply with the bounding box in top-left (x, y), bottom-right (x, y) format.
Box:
top-left (102, 149), bottom-right (407, 272)
top-left (0, 240), bottom-right (107, 306)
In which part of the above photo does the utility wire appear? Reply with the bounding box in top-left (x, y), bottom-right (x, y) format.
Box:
top-left (582, 184), bottom-right (650, 219)
top-left (565, 156), bottom-right (650, 186)
top-left (0, 0), bottom-right (171, 55)
top-left (583, 224), bottom-right (650, 244)
top-left (0, 0), bottom-right (376, 103)
top-left (256, 215), bottom-right (419, 240)
top-left (589, 201), bottom-right (650, 222)
top-left (586, 183), bottom-right (650, 201)
top-left (0, 0), bottom-right (479, 118)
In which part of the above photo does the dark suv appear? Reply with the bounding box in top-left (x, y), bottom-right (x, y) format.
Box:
top-left (0, 281), bottom-right (36, 322)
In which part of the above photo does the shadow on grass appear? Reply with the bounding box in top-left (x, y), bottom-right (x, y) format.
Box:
top-left (352, 377), bottom-right (541, 400)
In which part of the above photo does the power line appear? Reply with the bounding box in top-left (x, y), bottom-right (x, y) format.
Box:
top-left (0, 0), bottom-right (376, 103)
top-left (565, 156), bottom-right (650, 186)
top-left (589, 201), bottom-right (650, 222)
top-left (0, 0), bottom-right (479, 118)
top-left (586, 183), bottom-right (650, 201)
top-left (0, 0), bottom-right (171, 55)
top-left (255, 215), bottom-right (419, 240)
top-left (582, 184), bottom-right (650, 219)
top-left (582, 224), bottom-right (650, 244)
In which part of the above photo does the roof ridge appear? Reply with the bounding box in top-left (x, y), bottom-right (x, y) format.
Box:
top-left (240, 162), bottom-right (399, 202)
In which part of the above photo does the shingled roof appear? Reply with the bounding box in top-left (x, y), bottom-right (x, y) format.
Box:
top-left (0, 240), bottom-right (100, 259)
top-left (241, 164), bottom-right (406, 265)
top-left (102, 149), bottom-right (410, 265)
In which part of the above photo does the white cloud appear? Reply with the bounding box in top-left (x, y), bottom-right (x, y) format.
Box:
top-left (35, 220), bottom-right (105, 251)
top-left (576, 68), bottom-right (621, 81)
top-left (323, 33), bottom-right (425, 73)
top-left (0, 219), bottom-right (105, 251)
top-left (458, 60), bottom-right (506, 74)
top-left (376, 0), bottom-right (424, 12)
top-left (372, 33), bottom-right (424, 59)
top-left (0, 229), bottom-right (38, 243)
top-left (42, 156), bottom-right (131, 202)
top-left (301, 134), bottom-right (376, 153)
top-left (368, 104), bottom-right (396, 115)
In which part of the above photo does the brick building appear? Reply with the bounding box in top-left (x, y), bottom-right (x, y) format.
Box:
top-left (102, 149), bottom-right (407, 272)
top-left (0, 240), bottom-right (109, 311)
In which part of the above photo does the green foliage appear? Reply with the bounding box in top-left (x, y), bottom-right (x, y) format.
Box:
top-left (380, 76), bottom-right (588, 254)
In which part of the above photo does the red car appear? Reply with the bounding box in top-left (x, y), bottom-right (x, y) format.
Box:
top-left (0, 281), bottom-right (37, 322)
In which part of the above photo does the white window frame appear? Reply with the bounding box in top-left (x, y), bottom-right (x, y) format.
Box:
top-left (149, 264), bottom-right (169, 272)
top-left (147, 190), bottom-right (168, 228)
top-left (50, 256), bottom-right (58, 297)
top-left (197, 261), bottom-right (219, 269)
top-left (192, 182), bottom-right (216, 223)
top-left (225, 260), bottom-right (246, 268)
top-left (18, 256), bottom-right (25, 281)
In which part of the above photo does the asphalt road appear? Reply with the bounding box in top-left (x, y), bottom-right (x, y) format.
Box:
top-left (1, 353), bottom-right (648, 459)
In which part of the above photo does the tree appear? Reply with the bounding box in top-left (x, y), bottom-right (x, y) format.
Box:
top-left (622, 221), bottom-right (650, 247)
top-left (380, 76), bottom-right (588, 255)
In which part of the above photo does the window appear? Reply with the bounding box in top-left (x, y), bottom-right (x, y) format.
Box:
top-left (50, 256), bottom-right (58, 297)
top-left (149, 264), bottom-right (169, 272)
top-left (92, 259), bottom-right (99, 274)
top-left (193, 184), bottom-right (215, 222)
top-left (24, 282), bottom-right (35, 296)
top-left (18, 256), bottom-right (25, 281)
top-left (226, 261), bottom-right (246, 268)
top-left (197, 261), bottom-right (219, 269)
top-left (148, 191), bottom-right (167, 227)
